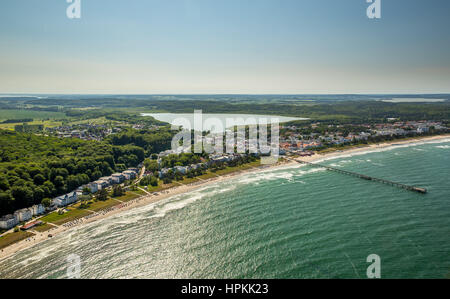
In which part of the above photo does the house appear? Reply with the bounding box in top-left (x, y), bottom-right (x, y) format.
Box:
top-left (0, 214), bottom-right (18, 230)
top-left (14, 208), bottom-right (33, 223)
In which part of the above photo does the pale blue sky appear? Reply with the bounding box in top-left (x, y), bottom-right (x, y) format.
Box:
top-left (0, 0), bottom-right (449, 94)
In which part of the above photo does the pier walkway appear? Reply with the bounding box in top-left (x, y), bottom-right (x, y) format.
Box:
top-left (291, 158), bottom-right (427, 194)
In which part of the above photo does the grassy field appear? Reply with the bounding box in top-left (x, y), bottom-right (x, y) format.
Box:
top-left (85, 199), bottom-right (120, 212)
top-left (129, 188), bottom-right (148, 196)
top-left (196, 171), bottom-right (221, 180)
top-left (112, 191), bottom-right (142, 202)
top-left (40, 208), bottom-right (92, 225)
top-left (0, 109), bottom-right (66, 121)
top-left (0, 109), bottom-right (66, 130)
top-left (0, 231), bottom-right (35, 250)
top-left (33, 223), bottom-right (56, 233)
top-left (146, 181), bottom-right (177, 193)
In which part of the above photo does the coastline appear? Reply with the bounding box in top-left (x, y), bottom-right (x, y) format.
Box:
top-left (1, 134), bottom-right (449, 262)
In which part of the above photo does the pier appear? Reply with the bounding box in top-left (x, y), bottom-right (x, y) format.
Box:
top-left (291, 158), bottom-right (427, 194)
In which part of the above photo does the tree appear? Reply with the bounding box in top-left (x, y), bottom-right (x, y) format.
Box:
top-left (33, 174), bottom-right (46, 185)
top-left (53, 176), bottom-right (65, 187)
top-left (112, 185), bottom-right (124, 197)
top-left (144, 159), bottom-right (159, 173)
top-left (82, 186), bottom-right (91, 194)
top-left (41, 198), bottom-right (52, 208)
top-left (149, 176), bottom-right (158, 187)
top-left (0, 175), bottom-right (10, 190)
top-left (96, 188), bottom-right (108, 201)
top-left (11, 186), bottom-right (34, 207)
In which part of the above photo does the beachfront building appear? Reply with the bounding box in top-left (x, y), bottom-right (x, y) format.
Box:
top-left (0, 214), bottom-right (19, 230)
top-left (52, 192), bottom-right (78, 207)
top-left (174, 166), bottom-right (187, 174)
top-left (99, 176), bottom-right (114, 185)
top-left (30, 204), bottom-right (45, 216)
top-left (95, 179), bottom-right (110, 190)
top-left (123, 170), bottom-right (137, 180)
top-left (159, 168), bottom-right (170, 178)
top-left (111, 173), bottom-right (125, 184)
top-left (88, 182), bottom-right (99, 193)
top-left (14, 208), bottom-right (33, 222)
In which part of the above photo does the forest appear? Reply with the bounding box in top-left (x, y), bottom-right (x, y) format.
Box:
top-left (0, 128), bottom-right (175, 216)
top-left (0, 96), bottom-right (448, 125)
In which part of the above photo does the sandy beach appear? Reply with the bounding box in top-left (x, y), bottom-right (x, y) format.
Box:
top-left (1, 134), bottom-right (449, 261)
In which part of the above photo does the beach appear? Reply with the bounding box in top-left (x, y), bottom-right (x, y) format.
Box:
top-left (1, 133), bottom-right (449, 262)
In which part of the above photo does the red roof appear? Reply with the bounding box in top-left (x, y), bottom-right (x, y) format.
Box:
top-left (21, 220), bottom-right (43, 230)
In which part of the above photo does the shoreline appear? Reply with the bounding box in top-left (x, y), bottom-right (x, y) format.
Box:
top-left (1, 133), bottom-right (449, 262)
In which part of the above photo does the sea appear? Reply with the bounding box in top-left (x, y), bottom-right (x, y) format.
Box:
top-left (0, 139), bottom-right (449, 279)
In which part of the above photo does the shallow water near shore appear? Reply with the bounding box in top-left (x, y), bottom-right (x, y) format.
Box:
top-left (1, 140), bottom-right (449, 278)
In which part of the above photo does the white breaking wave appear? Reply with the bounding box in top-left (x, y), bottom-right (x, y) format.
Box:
top-left (311, 138), bottom-right (450, 163)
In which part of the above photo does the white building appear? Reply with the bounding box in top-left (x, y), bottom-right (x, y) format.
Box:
top-left (159, 168), bottom-right (170, 178)
top-left (88, 182), bottom-right (99, 193)
top-left (111, 173), bottom-right (125, 184)
top-left (174, 166), bottom-right (187, 174)
top-left (123, 170), bottom-right (137, 180)
top-left (52, 192), bottom-right (78, 207)
top-left (14, 208), bottom-right (33, 222)
top-left (0, 214), bottom-right (18, 230)
top-left (31, 204), bottom-right (45, 216)
top-left (95, 180), bottom-right (109, 190)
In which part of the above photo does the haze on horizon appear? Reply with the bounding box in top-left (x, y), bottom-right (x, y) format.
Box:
top-left (0, 0), bottom-right (449, 94)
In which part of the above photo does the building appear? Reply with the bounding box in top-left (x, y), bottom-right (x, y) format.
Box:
top-left (159, 168), bottom-right (170, 178)
top-left (30, 204), bottom-right (45, 216)
top-left (0, 214), bottom-right (18, 230)
top-left (14, 208), bottom-right (33, 223)
top-left (21, 220), bottom-right (43, 231)
top-left (88, 182), bottom-right (99, 193)
top-left (174, 166), bottom-right (187, 174)
top-left (52, 192), bottom-right (78, 207)
top-left (99, 176), bottom-right (114, 185)
top-left (122, 170), bottom-right (137, 180)
top-left (95, 180), bottom-right (109, 190)
top-left (111, 173), bottom-right (125, 183)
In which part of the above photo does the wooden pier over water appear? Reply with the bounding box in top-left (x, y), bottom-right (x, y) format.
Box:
top-left (291, 158), bottom-right (427, 194)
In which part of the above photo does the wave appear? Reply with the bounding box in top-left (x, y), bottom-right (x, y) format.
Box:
top-left (310, 138), bottom-right (450, 164)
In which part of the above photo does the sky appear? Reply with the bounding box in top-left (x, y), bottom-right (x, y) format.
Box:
top-left (0, 0), bottom-right (449, 94)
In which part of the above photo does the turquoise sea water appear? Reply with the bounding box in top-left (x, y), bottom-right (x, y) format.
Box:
top-left (0, 139), bottom-right (449, 279)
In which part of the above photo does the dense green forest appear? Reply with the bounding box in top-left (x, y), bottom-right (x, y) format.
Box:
top-left (1, 96), bottom-right (448, 124)
top-left (106, 128), bottom-right (176, 155)
top-left (0, 128), bottom-right (176, 216)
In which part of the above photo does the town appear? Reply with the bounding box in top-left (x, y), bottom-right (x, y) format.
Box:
top-left (1, 118), bottom-right (447, 235)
